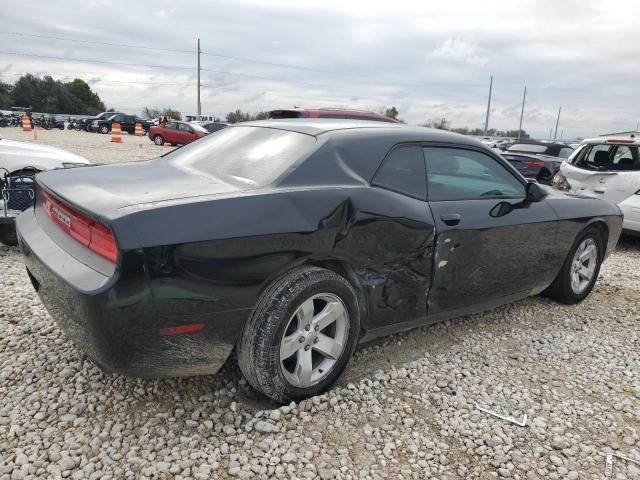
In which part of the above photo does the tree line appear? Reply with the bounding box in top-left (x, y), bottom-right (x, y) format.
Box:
top-left (0, 77), bottom-right (531, 137)
top-left (0, 74), bottom-right (106, 115)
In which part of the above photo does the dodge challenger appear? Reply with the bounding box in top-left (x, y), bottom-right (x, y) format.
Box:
top-left (16, 120), bottom-right (623, 402)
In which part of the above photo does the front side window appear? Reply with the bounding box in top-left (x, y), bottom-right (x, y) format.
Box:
top-left (372, 145), bottom-right (426, 200)
top-left (424, 147), bottom-right (525, 201)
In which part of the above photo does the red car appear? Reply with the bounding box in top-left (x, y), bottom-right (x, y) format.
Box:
top-left (269, 108), bottom-right (400, 123)
top-left (148, 121), bottom-right (208, 146)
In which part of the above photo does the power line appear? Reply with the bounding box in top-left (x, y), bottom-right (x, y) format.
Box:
top-left (0, 51), bottom-right (195, 70)
top-left (0, 30), bottom-right (485, 89)
top-left (0, 31), bottom-right (193, 54)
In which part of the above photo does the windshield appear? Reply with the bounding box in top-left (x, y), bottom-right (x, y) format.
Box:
top-left (507, 144), bottom-right (547, 153)
top-left (167, 126), bottom-right (317, 186)
top-left (191, 123), bottom-right (208, 133)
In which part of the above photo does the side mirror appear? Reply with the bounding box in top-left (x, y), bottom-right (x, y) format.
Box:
top-left (526, 182), bottom-right (546, 202)
top-left (490, 202), bottom-right (513, 217)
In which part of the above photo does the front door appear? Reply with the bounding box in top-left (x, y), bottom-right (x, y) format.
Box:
top-left (423, 146), bottom-right (558, 314)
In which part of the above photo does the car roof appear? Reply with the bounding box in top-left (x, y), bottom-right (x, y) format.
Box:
top-left (581, 137), bottom-right (640, 145)
top-left (235, 119), bottom-right (485, 146)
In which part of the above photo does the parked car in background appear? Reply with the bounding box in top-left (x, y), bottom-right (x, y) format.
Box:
top-left (80, 111), bottom-right (121, 131)
top-left (554, 138), bottom-right (640, 233)
top-left (501, 142), bottom-right (574, 184)
top-left (0, 138), bottom-right (90, 245)
top-left (148, 121), bottom-right (208, 146)
top-left (90, 113), bottom-right (153, 135)
top-left (269, 108), bottom-right (401, 123)
top-left (497, 139), bottom-right (514, 151)
top-left (202, 122), bottom-right (229, 134)
top-left (16, 120), bottom-right (621, 402)
top-left (481, 137), bottom-right (498, 148)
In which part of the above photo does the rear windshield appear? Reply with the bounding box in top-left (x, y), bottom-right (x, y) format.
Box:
top-left (167, 126), bottom-right (317, 186)
top-left (507, 144), bottom-right (548, 153)
top-left (574, 144), bottom-right (640, 171)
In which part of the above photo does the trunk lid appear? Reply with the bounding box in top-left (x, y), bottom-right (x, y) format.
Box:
top-left (560, 162), bottom-right (637, 204)
top-left (35, 158), bottom-right (248, 218)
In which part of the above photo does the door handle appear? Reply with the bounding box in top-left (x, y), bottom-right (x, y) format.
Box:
top-left (440, 213), bottom-right (461, 226)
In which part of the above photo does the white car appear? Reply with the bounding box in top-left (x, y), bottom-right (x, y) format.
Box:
top-left (480, 137), bottom-right (498, 148)
top-left (1, 138), bottom-right (90, 245)
top-left (0, 138), bottom-right (90, 175)
top-left (553, 137), bottom-right (640, 233)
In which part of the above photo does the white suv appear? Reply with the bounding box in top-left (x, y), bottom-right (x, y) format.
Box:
top-left (553, 137), bottom-right (640, 233)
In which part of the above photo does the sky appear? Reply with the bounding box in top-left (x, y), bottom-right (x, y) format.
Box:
top-left (1, 0), bottom-right (639, 139)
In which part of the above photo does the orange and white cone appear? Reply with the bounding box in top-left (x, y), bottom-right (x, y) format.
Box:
top-left (111, 122), bottom-right (122, 143)
top-left (21, 115), bottom-right (32, 132)
top-left (134, 122), bottom-right (142, 136)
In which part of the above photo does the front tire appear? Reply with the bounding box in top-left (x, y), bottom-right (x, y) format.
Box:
top-left (238, 266), bottom-right (360, 403)
top-left (99, 125), bottom-right (110, 134)
top-left (153, 135), bottom-right (164, 145)
top-left (544, 226), bottom-right (604, 304)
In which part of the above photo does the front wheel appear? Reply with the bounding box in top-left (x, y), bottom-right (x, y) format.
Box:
top-left (544, 226), bottom-right (604, 304)
top-left (99, 125), bottom-right (110, 134)
top-left (238, 266), bottom-right (360, 403)
top-left (153, 134), bottom-right (164, 145)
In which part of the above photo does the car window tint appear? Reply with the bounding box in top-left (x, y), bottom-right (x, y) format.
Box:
top-left (164, 122), bottom-right (177, 130)
top-left (168, 126), bottom-right (316, 186)
top-left (177, 124), bottom-right (192, 132)
top-left (558, 147), bottom-right (574, 158)
top-left (424, 147), bottom-right (524, 201)
top-left (372, 146), bottom-right (426, 200)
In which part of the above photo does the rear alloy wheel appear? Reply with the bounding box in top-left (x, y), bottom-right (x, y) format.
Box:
top-left (153, 135), bottom-right (164, 146)
top-left (238, 266), bottom-right (360, 403)
top-left (544, 226), bottom-right (603, 304)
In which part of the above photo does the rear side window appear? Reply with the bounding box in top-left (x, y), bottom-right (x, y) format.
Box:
top-left (424, 147), bottom-right (525, 201)
top-left (168, 126), bottom-right (317, 186)
top-left (372, 146), bottom-right (426, 200)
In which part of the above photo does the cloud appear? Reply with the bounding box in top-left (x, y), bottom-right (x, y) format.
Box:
top-left (432, 37), bottom-right (488, 66)
top-left (1, 0), bottom-right (640, 138)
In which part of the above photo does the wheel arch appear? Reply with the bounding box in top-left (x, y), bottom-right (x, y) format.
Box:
top-left (584, 218), bottom-right (609, 257)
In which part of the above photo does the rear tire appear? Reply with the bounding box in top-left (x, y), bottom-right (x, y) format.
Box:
top-left (238, 266), bottom-right (360, 403)
top-left (544, 226), bottom-right (604, 304)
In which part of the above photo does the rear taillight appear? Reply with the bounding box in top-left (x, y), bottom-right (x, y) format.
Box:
top-left (552, 173), bottom-right (570, 191)
top-left (41, 190), bottom-right (118, 263)
top-left (522, 160), bottom-right (545, 168)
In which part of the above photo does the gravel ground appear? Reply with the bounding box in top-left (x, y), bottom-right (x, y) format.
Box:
top-left (0, 127), bottom-right (175, 164)
top-left (1, 129), bottom-right (640, 479)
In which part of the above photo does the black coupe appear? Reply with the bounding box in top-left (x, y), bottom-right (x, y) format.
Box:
top-left (502, 142), bottom-right (575, 184)
top-left (16, 121), bottom-right (622, 402)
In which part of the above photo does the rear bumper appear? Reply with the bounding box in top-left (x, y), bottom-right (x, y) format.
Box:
top-left (16, 209), bottom-right (242, 378)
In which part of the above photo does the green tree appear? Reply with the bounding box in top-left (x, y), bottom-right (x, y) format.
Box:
top-left (423, 117), bottom-right (451, 130)
top-left (384, 106), bottom-right (399, 120)
top-left (141, 107), bottom-right (182, 120)
top-left (65, 79), bottom-right (105, 115)
top-left (225, 109), bottom-right (269, 123)
top-left (0, 81), bottom-right (12, 109)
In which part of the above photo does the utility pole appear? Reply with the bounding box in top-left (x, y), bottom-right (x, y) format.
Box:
top-left (483, 75), bottom-right (493, 136)
top-left (197, 38), bottom-right (202, 120)
top-left (518, 86), bottom-right (526, 141)
top-left (553, 106), bottom-right (561, 140)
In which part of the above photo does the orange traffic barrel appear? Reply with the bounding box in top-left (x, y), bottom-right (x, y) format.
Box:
top-left (134, 122), bottom-right (142, 136)
top-left (111, 122), bottom-right (122, 143)
top-left (22, 115), bottom-right (32, 132)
